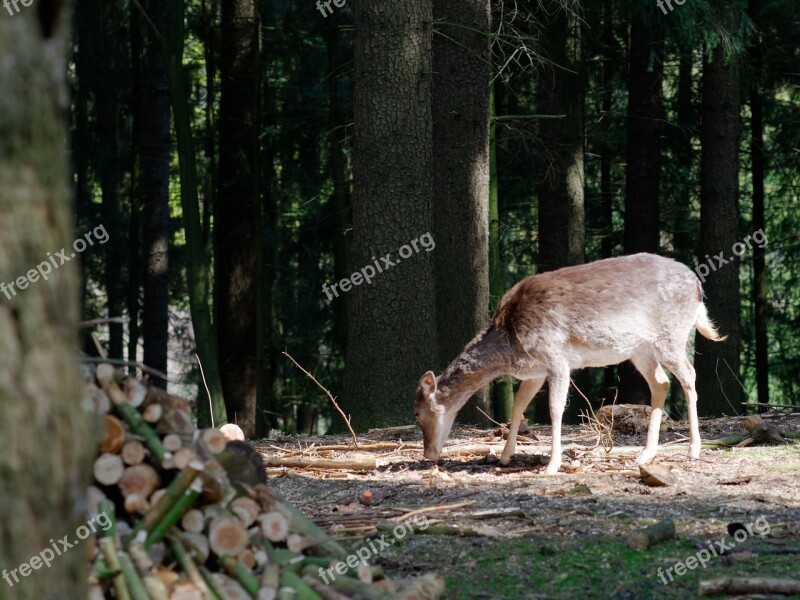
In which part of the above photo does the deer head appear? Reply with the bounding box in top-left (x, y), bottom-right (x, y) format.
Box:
top-left (414, 371), bottom-right (458, 461)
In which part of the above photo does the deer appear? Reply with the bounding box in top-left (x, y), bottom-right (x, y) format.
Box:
top-left (414, 253), bottom-right (726, 475)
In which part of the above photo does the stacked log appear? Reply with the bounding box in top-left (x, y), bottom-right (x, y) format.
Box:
top-left (84, 363), bottom-right (445, 600)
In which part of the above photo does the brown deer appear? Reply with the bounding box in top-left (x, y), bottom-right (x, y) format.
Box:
top-left (414, 253), bottom-right (725, 474)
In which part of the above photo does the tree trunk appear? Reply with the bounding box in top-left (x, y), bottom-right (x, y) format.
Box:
top-left (0, 6), bottom-right (94, 597)
top-left (139, 0), bottom-right (171, 387)
top-left (432, 0), bottom-right (491, 424)
top-left (489, 76), bottom-right (514, 422)
top-left (672, 46), bottom-right (696, 262)
top-left (666, 44), bottom-right (695, 412)
top-left (164, 0), bottom-right (228, 425)
top-left (624, 7), bottom-right (663, 254)
top-left (128, 4), bottom-right (143, 373)
top-left (536, 5), bottom-right (585, 273)
top-left (326, 12), bottom-right (351, 353)
top-left (217, 0), bottom-right (260, 436)
top-left (619, 6), bottom-right (664, 406)
top-left (343, 0), bottom-right (438, 429)
top-left (600, 0), bottom-right (616, 260)
top-left (696, 36), bottom-right (742, 416)
top-left (535, 2), bottom-right (586, 425)
top-left (749, 0), bottom-right (769, 411)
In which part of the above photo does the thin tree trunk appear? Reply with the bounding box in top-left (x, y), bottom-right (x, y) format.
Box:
top-left (128, 1), bottom-right (143, 373)
top-left (164, 0), bottom-right (228, 425)
top-left (0, 6), bottom-right (94, 596)
top-left (489, 77), bottom-right (514, 422)
top-left (749, 0), bottom-right (769, 411)
top-left (217, 0), bottom-right (260, 436)
top-left (343, 0), bottom-right (438, 429)
top-left (672, 46), bottom-right (695, 261)
top-left (696, 34), bottom-right (742, 416)
top-left (432, 0), bottom-right (491, 424)
top-left (256, 0), bottom-right (278, 437)
top-left (139, 0), bottom-right (171, 386)
top-left (668, 45), bottom-right (695, 410)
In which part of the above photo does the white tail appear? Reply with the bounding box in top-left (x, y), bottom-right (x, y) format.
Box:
top-left (414, 253), bottom-right (725, 474)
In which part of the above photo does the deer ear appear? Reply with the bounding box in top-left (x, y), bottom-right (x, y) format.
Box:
top-left (419, 371), bottom-right (437, 396)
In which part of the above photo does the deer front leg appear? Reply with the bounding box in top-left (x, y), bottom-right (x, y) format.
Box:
top-left (545, 365), bottom-right (570, 475)
top-left (499, 378), bottom-right (543, 465)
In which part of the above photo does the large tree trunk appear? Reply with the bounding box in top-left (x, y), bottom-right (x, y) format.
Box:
top-left (535, 2), bottom-right (586, 424)
top-left (139, 0), bottom-right (171, 387)
top-left (749, 0), bottom-right (769, 411)
top-left (217, 0), bottom-right (260, 436)
top-left (696, 35), bottom-right (742, 416)
top-left (343, 0), bottom-right (438, 429)
top-left (623, 7), bottom-right (663, 254)
top-left (0, 6), bottom-right (94, 597)
top-left (619, 6), bottom-right (664, 405)
top-left (432, 0), bottom-right (491, 424)
top-left (536, 4), bottom-right (585, 273)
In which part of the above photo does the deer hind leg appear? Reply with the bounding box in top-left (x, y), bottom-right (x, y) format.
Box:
top-left (545, 364), bottom-right (570, 475)
top-left (499, 378), bottom-right (544, 466)
top-left (631, 350), bottom-right (670, 465)
top-left (660, 353), bottom-right (701, 459)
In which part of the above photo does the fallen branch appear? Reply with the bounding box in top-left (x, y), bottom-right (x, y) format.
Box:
top-left (699, 577), bottom-right (800, 596)
top-left (283, 352), bottom-right (358, 449)
top-left (263, 455), bottom-right (378, 472)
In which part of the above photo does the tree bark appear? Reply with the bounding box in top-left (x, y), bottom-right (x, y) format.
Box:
top-left (619, 6), bottom-right (664, 406)
top-left (624, 7), bottom-right (663, 254)
top-left (536, 4), bottom-right (585, 273)
top-left (164, 0), bottom-right (228, 425)
top-left (0, 6), bottom-right (94, 597)
top-left (696, 33), bottom-right (742, 416)
top-left (217, 0), bottom-right (260, 436)
top-left (749, 0), bottom-right (769, 411)
top-left (489, 77), bottom-right (514, 422)
top-left (432, 0), bottom-right (491, 424)
top-left (343, 0), bottom-right (438, 429)
top-left (139, 0), bottom-right (171, 387)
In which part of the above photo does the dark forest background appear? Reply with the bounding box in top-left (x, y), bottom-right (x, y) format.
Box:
top-left (68, 0), bottom-right (800, 437)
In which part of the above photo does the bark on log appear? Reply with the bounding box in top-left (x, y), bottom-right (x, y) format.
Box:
top-left (626, 519), bottom-right (675, 550)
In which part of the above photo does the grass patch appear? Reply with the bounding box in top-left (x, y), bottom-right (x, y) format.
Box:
top-left (403, 534), bottom-right (800, 599)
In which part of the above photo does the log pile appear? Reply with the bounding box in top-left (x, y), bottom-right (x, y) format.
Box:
top-left (84, 363), bottom-right (445, 600)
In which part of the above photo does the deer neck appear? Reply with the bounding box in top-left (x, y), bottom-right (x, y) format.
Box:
top-left (436, 325), bottom-right (509, 412)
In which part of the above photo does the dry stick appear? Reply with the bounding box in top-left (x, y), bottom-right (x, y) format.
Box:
top-left (78, 316), bottom-right (130, 328)
top-left (573, 379), bottom-right (615, 454)
top-left (283, 352), bottom-right (358, 448)
top-left (196, 353), bottom-right (215, 428)
top-left (393, 500), bottom-right (476, 523)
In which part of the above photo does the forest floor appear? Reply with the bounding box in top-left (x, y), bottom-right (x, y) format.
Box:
top-left (254, 413), bottom-right (800, 600)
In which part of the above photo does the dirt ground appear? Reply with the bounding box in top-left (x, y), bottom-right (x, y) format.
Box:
top-left (255, 413), bottom-right (800, 599)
